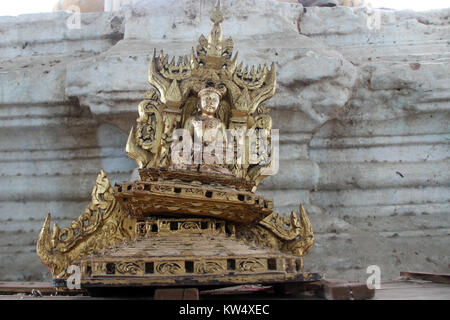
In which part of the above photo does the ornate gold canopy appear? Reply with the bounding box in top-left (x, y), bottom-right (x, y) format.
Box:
top-left (126, 1), bottom-right (277, 187)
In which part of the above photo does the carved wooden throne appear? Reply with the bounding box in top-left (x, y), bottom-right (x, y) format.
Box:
top-left (37, 3), bottom-right (320, 293)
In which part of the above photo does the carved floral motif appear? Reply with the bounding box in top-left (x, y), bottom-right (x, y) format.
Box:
top-left (238, 259), bottom-right (266, 272)
top-left (195, 261), bottom-right (225, 274)
top-left (156, 262), bottom-right (182, 275)
top-left (116, 262), bottom-right (141, 275)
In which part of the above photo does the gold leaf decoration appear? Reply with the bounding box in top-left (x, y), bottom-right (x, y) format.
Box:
top-left (36, 170), bottom-right (136, 278)
top-left (116, 262), bottom-right (141, 275)
top-left (195, 261), bottom-right (225, 274)
top-left (238, 259), bottom-right (266, 272)
top-left (156, 262), bottom-right (182, 275)
top-left (125, 0), bottom-right (276, 189)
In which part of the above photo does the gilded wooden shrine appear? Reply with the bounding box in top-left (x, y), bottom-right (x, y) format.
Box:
top-left (37, 2), bottom-right (319, 291)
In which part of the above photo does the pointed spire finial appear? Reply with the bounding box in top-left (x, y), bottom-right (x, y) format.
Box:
top-left (207, 0), bottom-right (224, 57)
top-left (210, 0), bottom-right (224, 24)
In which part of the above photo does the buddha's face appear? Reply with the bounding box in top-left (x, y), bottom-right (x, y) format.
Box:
top-left (199, 90), bottom-right (220, 115)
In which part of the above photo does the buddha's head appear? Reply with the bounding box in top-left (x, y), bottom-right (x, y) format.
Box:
top-left (198, 87), bottom-right (222, 116)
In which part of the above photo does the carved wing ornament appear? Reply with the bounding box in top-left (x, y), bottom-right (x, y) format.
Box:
top-left (53, 171), bottom-right (115, 252)
top-left (255, 206), bottom-right (314, 257)
top-left (37, 170), bottom-right (136, 278)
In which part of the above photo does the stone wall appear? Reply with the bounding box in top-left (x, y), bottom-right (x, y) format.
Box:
top-left (0, 0), bottom-right (448, 282)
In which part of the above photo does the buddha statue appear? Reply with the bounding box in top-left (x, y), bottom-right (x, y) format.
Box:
top-left (182, 87), bottom-right (232, 175)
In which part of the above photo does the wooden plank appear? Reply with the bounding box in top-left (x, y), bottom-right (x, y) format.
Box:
top-left (0, 282), bottom-right (56, 295)
top-left (319, 279), bottom-right (375, 300)
top-left (200, 284), bottom-right (273, 295)
top-left (374, 280), bottom-right (450, 300)
top-left (400, 271), bottom-right (450, 284)
top-left (154, 288), bottom-right (199, 300)
top-left (273, 281), bottom-right (322, 295)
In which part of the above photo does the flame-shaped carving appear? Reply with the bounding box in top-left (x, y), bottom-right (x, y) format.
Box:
top-left (260, 205), bottom-right (315, 257)
top-left (287, 206), bottom-right (314, 257)
top-left (235, 205), bottom-right (314, 257)
top-left (234, 205), bottom-right (314, 273)
top-left (37, 213), bottom-right (70, 278)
